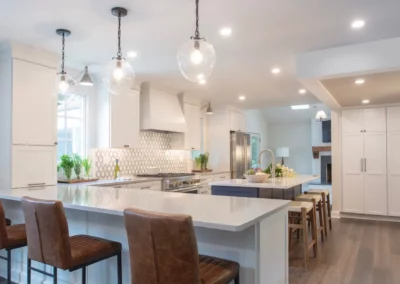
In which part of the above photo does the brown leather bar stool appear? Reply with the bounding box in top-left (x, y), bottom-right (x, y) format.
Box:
top-left (21, 197), bottom-right (123, 284)
top-left (0, 200), bottom-right (27, 284)
top-left (124, 208), bottom-right (240, 284)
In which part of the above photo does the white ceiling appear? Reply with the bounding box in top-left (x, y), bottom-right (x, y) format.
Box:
top-left (321, 71), bottom-right (400, 107)
top-left (262, 104), bottom-right (331, 124)
top-left (2, 0), bottom-right (400, 109)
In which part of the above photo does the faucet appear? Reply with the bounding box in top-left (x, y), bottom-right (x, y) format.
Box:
top-left (258, 149), bottom-right (276, 179)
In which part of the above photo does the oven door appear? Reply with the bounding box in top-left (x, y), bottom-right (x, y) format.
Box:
top-left (169, 186), bottom-right (201, 194)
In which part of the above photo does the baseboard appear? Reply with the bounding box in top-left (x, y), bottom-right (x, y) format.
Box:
top-left (331, 210), bottom-right (341, 219)
top-left (340, 212), bottom-right (400, 223)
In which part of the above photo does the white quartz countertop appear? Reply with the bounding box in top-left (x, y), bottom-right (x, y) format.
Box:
top-left (61, 177), bottom-right (163, 187)
top-left (209, 175), bottom-right (319, 189)
top-left (0, 184), bottom-right (289, 232)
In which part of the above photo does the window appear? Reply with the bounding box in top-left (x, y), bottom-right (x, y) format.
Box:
top-left (57, 95), bottom-right (86, 160)
top-left (250, 133), bottom-right (261, 168)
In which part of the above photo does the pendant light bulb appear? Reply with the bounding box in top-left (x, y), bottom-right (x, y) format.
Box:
top-left (56, 29), bottom-right (76, 95)
top-left (190, 49), bottom-right (204, 65)
top-left (58, 75), bottom-right (69, 93)
top-left (104, 7), bottom-right (135, 95)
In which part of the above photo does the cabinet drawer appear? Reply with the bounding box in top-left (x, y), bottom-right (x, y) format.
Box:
top-left (12, 145), bottom-right (57, 188)
top-left (213, 173), bottom-right (230, 181)
top-left (125, 181), bottom-right (162, 191)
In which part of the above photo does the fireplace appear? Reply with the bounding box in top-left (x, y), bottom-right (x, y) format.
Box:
top-left (321, 155), bottom-right (332, 185)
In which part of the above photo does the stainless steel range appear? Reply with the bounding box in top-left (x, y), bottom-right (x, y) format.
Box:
top-left (136, 173), bottom-right (202, 194)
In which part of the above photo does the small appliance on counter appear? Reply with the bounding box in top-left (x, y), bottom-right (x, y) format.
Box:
top-left (136, 173), bottom-right (202, 194)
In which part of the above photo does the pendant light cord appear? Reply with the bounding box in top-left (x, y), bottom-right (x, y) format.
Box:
top-left (61, 32), bottom-right (66, 74)
top-left (117, 12), bottom-right (122, 58)
top-left (194, 0), bottom-right (200, 39)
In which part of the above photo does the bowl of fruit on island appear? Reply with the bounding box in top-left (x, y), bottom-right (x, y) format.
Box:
top-left (244, 169), bottom-right (270, 183)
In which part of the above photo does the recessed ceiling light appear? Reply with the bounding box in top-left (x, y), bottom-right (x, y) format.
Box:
top-left (271, 68), bottom-right (281, 74)
top-left (127, 50), bottom-right (138, 58)
top-left (299, 89), bottom-right (307, 94)
top-left (362, 99), bottom-right (370, 104)
top-left (220, 27), bottom-right (232, 37)
top-left (239, 95), bottom-right (246, 101)
top-left (351, 19), bottom-right (365, 29)
top-left (198, 79), bottom-right (206, 85)
top-left (291, 104), bottom-right (310, 110)
top-left (355, 78), bottom-right (365, 85)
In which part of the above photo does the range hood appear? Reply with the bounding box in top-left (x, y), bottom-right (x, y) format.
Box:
top-left (140, 82), bottom-right (186, 133)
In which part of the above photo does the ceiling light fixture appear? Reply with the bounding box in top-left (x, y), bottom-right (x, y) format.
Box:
top-left (104, 7), bottom-right (135, 95)
top-left (220, 27), bottom-right (232, 37)
top-left (362, 99), bottom-right (370, 104)
top-left (56, 29), bottom-right (76, 95)
top-left (239, 95), bottom-right (246, 101)
top-left (315, 110), bottom-right (328, 121)
top-left (299, 89), bottom-right (307, 94)
top-left (351, 19), bottom-right (365, 29)
top-left (177, 0), bottom-right (216, 83)
top-left (355, 78), bottom-right (365, 85)
top-left (201, 102), bottom-right (214, 114)
top-left (127, 50), bottom-right (138, 58)
top-left (271, 68), bottom-right (281, 74)
top-left (291, 104), bottom-right (310, 110)
top-left (79, 66), bottom-right (94, 86)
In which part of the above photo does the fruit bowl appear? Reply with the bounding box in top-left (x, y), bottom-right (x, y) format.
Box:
top-left (244, 173), bottom-right (270, 183)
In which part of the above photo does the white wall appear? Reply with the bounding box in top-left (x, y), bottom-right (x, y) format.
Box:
top-left (311, 116), bottom-right (332, 183)
top-left (267, 123), bottom-right (312, 174)
top-left (245, 109), bottom-right (269, 168)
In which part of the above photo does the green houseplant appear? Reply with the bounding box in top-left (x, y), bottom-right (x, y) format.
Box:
top-left (60, 154), bottom-right (74, 181)
top-left (195, 153), bottom-right (210, 171)
top-left (82, 157), bottom-right (92, 179)
top-left (73, 154), bottom-right (83, 180)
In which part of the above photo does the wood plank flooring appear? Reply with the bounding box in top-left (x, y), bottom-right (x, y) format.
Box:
top-left (289, 218), bottom-right (400, 284)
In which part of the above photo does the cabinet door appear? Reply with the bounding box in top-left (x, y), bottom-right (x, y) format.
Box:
top-left (110, 90), bottom-right (140, 148)
top-left (12, 59), bottom-right (57, 146)
top-left (364, 132), bottom-right (387, 215)
top-left (185, 104), bottom-right (201, 150)
top-left (387, 106), bottom-right (400, 132)
top-left (342, 134), bottom-right (364, 213)
top-left (388, 132), bottom-right (400, 216)
top-left (12, 145), bottom-right (57, 188)
top-left (363, 108), bottom-right (386, 133)
top-left (342, 109), bottom-right (363, 134)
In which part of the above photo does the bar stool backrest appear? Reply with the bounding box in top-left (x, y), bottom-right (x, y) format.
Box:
top-left (0, 201), bottom-right (8, 249)
top-left (21, 197), bottom-right (72, 269)
top-left (124, 208), bottom-right (201, 284)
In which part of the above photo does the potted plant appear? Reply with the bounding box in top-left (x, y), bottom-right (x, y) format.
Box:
top-left (82, 157), bottom-right (92, 179)
top-left (60, 154), bottom-right (74, 181)
top-left (73, 154), bottom-right (83, 180)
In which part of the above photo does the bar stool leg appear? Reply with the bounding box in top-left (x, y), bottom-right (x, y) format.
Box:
top-left (301, 208), bottom-right (309, 271)
top-left (310, 206), bottom-right (318, 257)
top-left (7, 249), bottom-right (11, 284)
top-left (82, 267), bottom-right (86, 284)
top-left (117, 252), bottom-right (122, 284)
top-left (327, 194), bottom-right (332, 230)
top-left (27, 258), bottom-right (31, 284)
top-left (234, 272), bottom-right (240, 284)
top-left (317, 200), bottom-right (325, 242)
top-left (53, 266), bottom-right (58, 284)
top-left (321, 193), bottom-right (328, 238)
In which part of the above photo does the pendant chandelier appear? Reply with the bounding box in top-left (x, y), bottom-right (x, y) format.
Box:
top-left (104, 7), bottom-right (135, 95)
top-left (177, 0), bottom-right (216, 83)
top-left (56, 29), bottom-right (76, 94)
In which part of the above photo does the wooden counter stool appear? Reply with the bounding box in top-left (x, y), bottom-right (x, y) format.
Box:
top-left (295, 194), bottom-right (325, 241)
top-left (0, 201), bottom-right (27, 284)
top-left (21, 197), bottom-right (123, 284)
top-left (306, 189), bottom-right (332, 231)
top-left (288, 201), bottom-right (318, 271)
top-left (124, 208), bottom-right (240, 284)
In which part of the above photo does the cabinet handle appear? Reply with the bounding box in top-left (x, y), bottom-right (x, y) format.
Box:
top-left (140, 186), bottom-right (151, 189)
top-left (364, 158), bottom-right (367, 172)
top-left (28, 183), bottom-right (46, 187)
top-left (361, 159), bottom-right (364, 172)
top-left (114, 186), bottom-right (123, 188)
top-left (124, 145), bottom-right (130, 148)
top-left (54, 142), bottom-right (58, 145)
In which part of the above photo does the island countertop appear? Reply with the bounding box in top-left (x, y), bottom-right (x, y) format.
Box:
top-left (0, 184), bottom-right (289, 232)
top-left (209, 174), bottom-right (319, 189)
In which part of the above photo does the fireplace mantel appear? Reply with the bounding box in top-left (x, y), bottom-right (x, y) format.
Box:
top-left (312, 146), bottom-right (332, 159)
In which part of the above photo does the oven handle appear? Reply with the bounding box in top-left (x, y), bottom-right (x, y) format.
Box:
top-left (169, 186), bottom-right (202, 193)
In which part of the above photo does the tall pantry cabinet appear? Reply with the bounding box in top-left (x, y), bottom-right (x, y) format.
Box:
top-left (342, 108), bottom-right (387, 215)
top-left (387, 106), bottom-right (400, 216)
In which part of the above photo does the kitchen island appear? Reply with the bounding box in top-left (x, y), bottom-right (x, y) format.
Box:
top-left (210, 174), bottom-right (319, 200)
top-left (0, 184), bottom-right (289, 284)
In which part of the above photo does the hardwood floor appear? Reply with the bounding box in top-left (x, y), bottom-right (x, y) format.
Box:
top-left (289, 218), bottom-right (400, 284)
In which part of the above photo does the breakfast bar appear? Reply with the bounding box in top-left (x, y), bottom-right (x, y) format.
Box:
top-left (210, 175), bottom-right (319, 200)
top-left (0, 184), bottom-right (289, 284)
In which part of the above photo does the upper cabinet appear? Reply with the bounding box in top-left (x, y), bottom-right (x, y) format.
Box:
top-left (12, 59), bottom-right (57, 146)
top-left (229, 110), bottom-right (246, 132)
top-left (387, 106), bottom-right (400, 132)
top-left (170, 103), bottom-right (201, 150)
top-left (110, 90), bottom-right (140, 148)
top-left (342, 108), bottom-right (386, 134)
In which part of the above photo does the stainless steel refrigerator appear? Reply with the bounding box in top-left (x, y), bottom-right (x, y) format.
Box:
top-left (230, 131), bottom-right (252, 179)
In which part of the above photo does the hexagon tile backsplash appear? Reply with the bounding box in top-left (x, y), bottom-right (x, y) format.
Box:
top-left (91, 132), bottom-right (190, 179)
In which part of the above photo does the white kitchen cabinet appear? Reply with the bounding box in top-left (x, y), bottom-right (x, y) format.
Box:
top-left (170, 103), bottom-right (201, 150)
top-left (387, 106), bottom-right (400, 132)
top-left (229, 111), bottom-right (246, 132)
top-left (125, 181), bottom-right (162, 191)
top-left (110, 90), bottom-right (140, 148)
top-left (12, 59), bottom-right (57, 146)
top-left (363, 108), bottom-right (386, 133)
top-left (12, 145), bottom-right (57, 188)
top-left (342, 109), bottom-right (363, 134)
top-left (388, 131), bottom-right (400, 216)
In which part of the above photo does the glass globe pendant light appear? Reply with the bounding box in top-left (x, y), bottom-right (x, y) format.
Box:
top-left (177, 0), bottom-right (216, 83)
top-left (56, 29), bottom-right (76, 95)
top-left (104, 7), bottom-right (135, 95)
